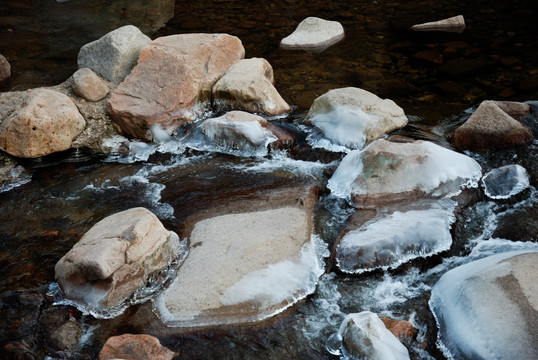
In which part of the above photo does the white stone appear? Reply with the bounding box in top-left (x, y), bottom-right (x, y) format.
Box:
top-left (280, 17), bottom-right (344, 52)
top-left (411, 15), bottom-right (466, 33)
top-left (72, 68), bottom-right (110, 102)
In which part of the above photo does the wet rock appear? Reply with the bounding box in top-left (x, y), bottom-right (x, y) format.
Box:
top-left (0, 88), bottom-right (86, 158)
top-left (213, 58), bottom-right (290, 116)
top-left (453, 100), bottom-right (533, 150)
top-left (411, 15), bottom-right (465, 33)
top-left (492, 100), bottom-right (531, 120)
top-left (429, 250), bottom-right (538, 360)
top-left (155, 185), bottom-right (322, 327)
top-left (0, 53), bottom-right (11, 83)
top-left (72, 68), bottom-right (110, 102)
top-left (381, 317), bottom-right (415, 341)
top-left (439, 58), bottom-right (493, 76)
top-left (98, 334), bottom-right (177, 360)
top-left (107, 33), bottom-right (244, 140)
top-left (280, 17), bottom-right (344, 52)
top-left (328, 139), bottom-right (482, 207)
top-left (41, 306), bottom-right (82, 352)
top-left (482, 164), bottom-right (530, 199)
top-left (339, 311), bottom-right (410, 360)
top-left (304, 87), bottom-right (408, 150)
top-left (77, 25), bottom-right (151, 83)
top-left (412, 50), bottom-right (443, 64)
top-left (55, 207), bottom-right (180, 313)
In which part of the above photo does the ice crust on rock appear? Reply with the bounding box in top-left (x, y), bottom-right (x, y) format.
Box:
top-left (482, 164), bottom-right (530, 199)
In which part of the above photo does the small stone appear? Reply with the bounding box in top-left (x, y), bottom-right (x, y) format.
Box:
top-left (411, 15), bottom-right (465, 33)
top-left (98, 334), bottom-right (177, 360)
top-left (380, 317), bottom-right (415, 341)
top-left (0, 53), bottom-right (11, 83)
top-left (412, 50), bottom-right (443, 64)
top-left (72, 68), bottom-right (110, 102)
top-left (280, 17), bottom-right (345, 52)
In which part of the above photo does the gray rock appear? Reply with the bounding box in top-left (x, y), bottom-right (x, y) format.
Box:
top-left (77, 25), bottom-right (151, 83)
top-left (0, 53), bottom-right (10, 83)
top-left (411, 15), bottom-right (466, 33)
top-left (280, 17), bottom-right (344, 52)
top-left (72, 68), bottom-right (110, 102)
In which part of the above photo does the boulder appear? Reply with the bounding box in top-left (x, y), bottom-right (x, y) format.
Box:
top-left (212, 58), bottom-right (290, 116)
top-left (482, 164), bottom-right (530, 199)
top-left (280, 17), bottom-right (345, 52)
top-left (493, 100), bottom-right (531, 120)
top-left (98, 334), bottom-right (177, 360)
top-left (54, 207), bottom-right (180, 313)
top-left (155, 185), bottom-right (322, 327)
top-left (380, 317), bottom-right (415, 341)
top-left (453, 100), bottom-right (533, 150)
top-left (429, 250), bottom-right (538, 360)
top-left (107, 33), bottom-right (245, 140)
top-left (0, 53), bottom-right (10, 83)
top-left (338, 311), bottom-right (410, 360)
top-left (0, 88), bottom-right (86, 158)
top-left (72, 68), bottom-right (110, 102)
top-left (304, 87), bottom-right (408, 150)
top-left (77, 25), bottom-right (151, 83)
top-left (411, 15), bottom-right (466, 33)
top-left (327, 139), bottom-right (482, 207)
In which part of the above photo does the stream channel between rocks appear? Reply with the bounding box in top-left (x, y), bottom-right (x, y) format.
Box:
top-left (1, 1), bottom-right (538, 359)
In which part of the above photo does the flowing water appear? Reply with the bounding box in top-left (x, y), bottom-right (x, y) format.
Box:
top-left (1, 1), bottom-right (538, 359)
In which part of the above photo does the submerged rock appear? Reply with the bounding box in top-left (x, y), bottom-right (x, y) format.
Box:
top-left (55, 207), bottom-right (180, 314)
top-left (304, 87), bottom-right (408, 150)
top-left (280, 17), bottom-right (345, 52)
top-left (72, 68), bottom-right (110, 102)
top-left (328, 139), bottom-right (482, 207)
top-left (430, 250), bottom-right (538, 360)
top-left (107, 33), bottom-right (244, 140)
top-left (212, 58), bottom-right (290, 116)
top-left (77, 25), bottom-right (151, 83)
top-left (98, 334), bottom-right (177, 360)
top-left (482, 164), bottom-right (530, 199)
top-left (338, 311), bottom-right (410, 360)
top-left (453, 100), bottom-right (533, 150)
top-left (0, 53), bottom-right (10, 84)
top-left (411, 15), bottom-right (466, 33)
top-left (0, 88), bottom-right (86, 158)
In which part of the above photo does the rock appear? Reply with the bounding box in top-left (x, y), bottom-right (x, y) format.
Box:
top-left (304, 87), bottom-right (408, 150)
top-left (482, 164), bottom-right (530, 199)
top-left (107, 33), bottom-right (245, 140)
top-left (327, 139), bottom-right (482, 207)
top-left (155, 185), bottom-right (322, 327)
top-left (338, 311), bottom-right (410, 360)
top-left (380, 317), bottom-right (415, 341)
top-left (54, 207), bottom-right (180, 313)
top-left (212, 58), bottom-right (290, 116)
top-left (280, 17), bottom-right (345, 52)
top-left (98, 334), bottom-right (177, 360)
top-left (411, 15), bottom-right (465, 33)
top-left (492, 100), bottom-right (531, 120)
top-left (412, 50), bottom-right (443, 64)
top-left (0, 53), bottom-right (11, 83)
top-left (0, 88), bottom-right (86, 158)
top-left (77, 25), bottom-right (151, 83)
top-left (72, 68), bottom-right (110, 102)
top-left (334, 199), bottom-right (456, 274)
top-left (429, 250), bottom-right (538, 360)
top-left (453, 100), bottom-right (533, 150)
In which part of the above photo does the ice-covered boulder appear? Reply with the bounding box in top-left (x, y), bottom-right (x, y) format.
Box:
top-left (482, 164), bottom-right (530, 199)
top-left (338, 312), bottom-right (410, 360)
top-left (280, 17), bottom-right (344, 52)
top-left (334, 199), bottom-right (456, 274)
top-left (411, 15), bottom-right (466, 33)
top-left (429, 250), bottom-right (538, 360)
top-left (55, 208), bottom-right (181, 316)
top-left (72, 68), bottom-right (110, 102)
top-left (328, 139), bottom-right (482, 207)
top-left (304, 87), bottom-right (408, 150)
top-left (212, 58), bottom-right (291, 116)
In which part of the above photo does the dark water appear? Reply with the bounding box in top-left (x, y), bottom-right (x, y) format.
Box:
top-left (1, 1), bottom-right (538, 359)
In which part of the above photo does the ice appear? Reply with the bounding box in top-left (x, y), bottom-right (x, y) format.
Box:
top-left (0, 165), bottom-right (32, 193)
top-left (482, 164), bottom-right (530, 199)
top-left (336, 199), bottom-right (456, 274)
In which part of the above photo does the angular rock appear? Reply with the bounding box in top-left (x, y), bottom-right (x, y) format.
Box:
top-left (98, 334), bottom-right (177, 360)
top-left (304, 87), bottom-right (408, 150)
top-left (155, 185), bottom-right (322, 327)
top-left (482, 164), bottom-right (530, 199)
top-left (339, 312), bottom-right (410, 360)
top-left (328, 139), bottom-right (482, 207)
top-left (0, 88), bottom-right (86, 158)
top-left (0, 53), bottom-right (10, 83)
top-left (380, 317), bottom-right (415, 341)
top-left (213, 58), bottom-right (290, 116)
top-left (77, 25), bottom-right (151, 83)
top-left (453, 100), bottom-right (533, 150)
top-left (55, 207), bottom-right (180, 313)
top-left (280, 17), bottom-right (345, 52)
top-left (72, 68), bottom-right (110, 102)
top-left (493, 100), bottom-right (531, 120)
top-left (411, 15), bottom-right (465, 33)
top-left (430, 250), bottom-right (538, 360)
top-left (107, 33), bottom-right (245, 140)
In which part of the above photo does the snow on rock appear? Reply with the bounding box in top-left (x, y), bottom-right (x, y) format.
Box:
top-left (482, 164), bottom-right (530, 199)
top-left (335, 199), bottom-right (456, 274)
top-left (280, 17), bottom-right (344, 52)
top-left (304, 87), bottom-right (408, 150)
top-left (328, 139), bottom-right (482, 207)
top-left (429, 250), bottom-right (538, 360)
top-left (338, 311), bottom-right (410, 360)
